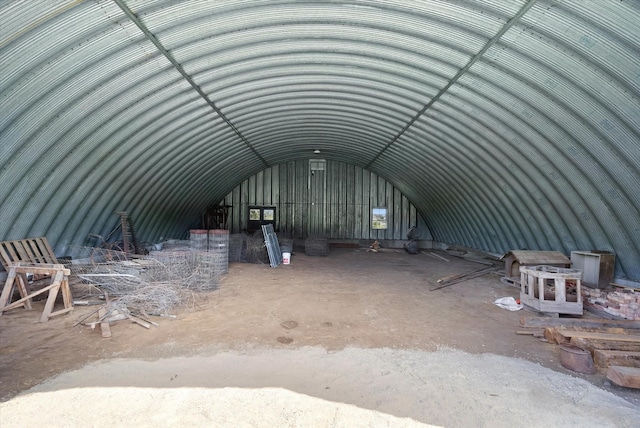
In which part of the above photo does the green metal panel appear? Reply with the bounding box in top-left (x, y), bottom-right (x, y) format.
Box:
top-left (0, 0), bottom-right (638, 282)
top-left (220, 160), bottom-right (429, 241)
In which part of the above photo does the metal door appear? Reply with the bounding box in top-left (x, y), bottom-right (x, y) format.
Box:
top-left (309, 160), bottom-right (326, 236)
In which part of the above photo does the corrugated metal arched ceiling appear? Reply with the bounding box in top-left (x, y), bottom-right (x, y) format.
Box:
top-left (1, 0), bottom-right (639, 281)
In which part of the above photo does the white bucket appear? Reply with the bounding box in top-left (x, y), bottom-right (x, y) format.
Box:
top-left (282, 252), bottom-right (291, 265)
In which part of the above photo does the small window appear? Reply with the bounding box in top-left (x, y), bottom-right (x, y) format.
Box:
top-left (249, 208), bottom-right (261, 221)
top-left (372, 207), bottom-right (388, 229)
top-left (248, 206), bottom-right (277, 233)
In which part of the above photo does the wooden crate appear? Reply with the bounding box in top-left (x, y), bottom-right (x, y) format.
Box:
top-left (520, 265), bottom-right (583, 315)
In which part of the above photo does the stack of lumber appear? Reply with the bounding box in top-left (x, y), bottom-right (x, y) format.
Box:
top-left (519, 316), bottom-right (640, 389)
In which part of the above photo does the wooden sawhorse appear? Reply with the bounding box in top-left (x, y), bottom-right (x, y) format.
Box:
top-left (0, 262), bottom-right (73, 322)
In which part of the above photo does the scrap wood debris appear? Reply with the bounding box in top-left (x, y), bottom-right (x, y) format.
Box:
top-left (430, 265), bottom-right (500, 291)
top-left (367, 240), bottom-right (381, 252)
top-left (518, 316), bottom-right (640, 389)
top-left (422, 251), bottom-right (450, 262)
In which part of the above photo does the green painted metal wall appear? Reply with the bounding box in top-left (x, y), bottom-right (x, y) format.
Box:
top-left (220, 160), bottom-right (430, 241)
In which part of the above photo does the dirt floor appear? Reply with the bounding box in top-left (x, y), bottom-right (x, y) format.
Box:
top-left (1, 247), bottom-right (639, 426)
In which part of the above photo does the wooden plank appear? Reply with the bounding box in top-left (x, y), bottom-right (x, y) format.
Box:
top-left (571, 337), bottom-right (640, 353)
top-left (128, 314), bottom-right (151, 329)
top-left (507, 250), bottom-right (570, 265)
top-left (500, 276), bottom-right (520, 287)
top-left (1, 242), bottom-right (20, 265)
top-left (15, 240), bottom-right (32, 263)
top-left (606, 366), bottom-right (640, 389)
top-left (11, 262), bottom-right (69, 274)
top-left (593, 350), bottom-right (640, 368)
top-left (40, 271), bottom-right (63, 322)
top-left (426, 252), bottom-right (450, 262)
top-left (15, 273), bottom-right (32, 310)
top-left (61, 277), bottom-right (72, 309)
top-left (520, 316), bottom-right (640, 329)
top-left (38, 237), bottom-right (57, 263)
top-left (0, 243), bottom-right (12, 269)
top-left (432, 266), bottom-right (499, 290)
top-left (49, 307), bottom-right (74, 317)
top-left (98, 308), bottom-right (112, 338)
top-left (29, 238), bottom-right (49, 264)
top-left (73, 306), bottom-right (103, 327)
top-left (555, 329), bottom-right (640, 343)
top-left (516, 329), bottom-right (545, 337)
top-left (0, 267), bottom-right (18, 313)
top-left (544, 327), bottom-right (559, 344)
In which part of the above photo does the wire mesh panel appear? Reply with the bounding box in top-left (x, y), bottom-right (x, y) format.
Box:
top-left (246, 230), bottom-right (270, 264)
top-left (305, 236), bottom-right (330, 256)
top-left (262, 224), bottom-right (282, 268)
top-left (228, 233), bottom-right (247, 262)
top-left (208, 229), bottom-right (229, 273)
top-left (190, 229), bottom-right (208, 251)
top-left (66, 247), bottom-right (225, 315)
top-left (278, 236), bottom-right (294, 254)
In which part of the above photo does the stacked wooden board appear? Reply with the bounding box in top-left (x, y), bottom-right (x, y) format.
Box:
top-left (519, 316), bottom-right (640, 389)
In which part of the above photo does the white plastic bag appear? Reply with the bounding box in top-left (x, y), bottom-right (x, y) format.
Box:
top-left (493, 296), bottom-right (523, 311)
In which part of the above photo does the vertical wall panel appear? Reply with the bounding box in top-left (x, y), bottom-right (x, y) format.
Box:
top-left (220, 160), bottom-right (431, 241)
top-left (362, 169), bottom-right (372, 240)
top-left (393, 187), bottom-right (402, 239)
top-left (271, 164), bottom-right (279, 207)
top-left (353, 168), bottom-right (365, 239)
top-left (346, 164), bottom-right (356, 239)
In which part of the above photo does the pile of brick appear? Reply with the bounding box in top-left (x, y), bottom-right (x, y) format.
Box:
top-left (582, 287), bottom-right (640, 320)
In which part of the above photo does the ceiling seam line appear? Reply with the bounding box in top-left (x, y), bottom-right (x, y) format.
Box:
top-left (364, 0), bottom-right (538, 170)
top-left (112, 0), bottom-right (268, 167)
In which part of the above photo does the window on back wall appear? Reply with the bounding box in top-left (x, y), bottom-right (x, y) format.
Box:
top-left (371, 207), bottom-right (388, 230)
top-left (263, 209), bottom-right (275, 221)
top-left (248, 206), bottom-right (277, 233)
top-left (249, 208), bottom-right (261, 221)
